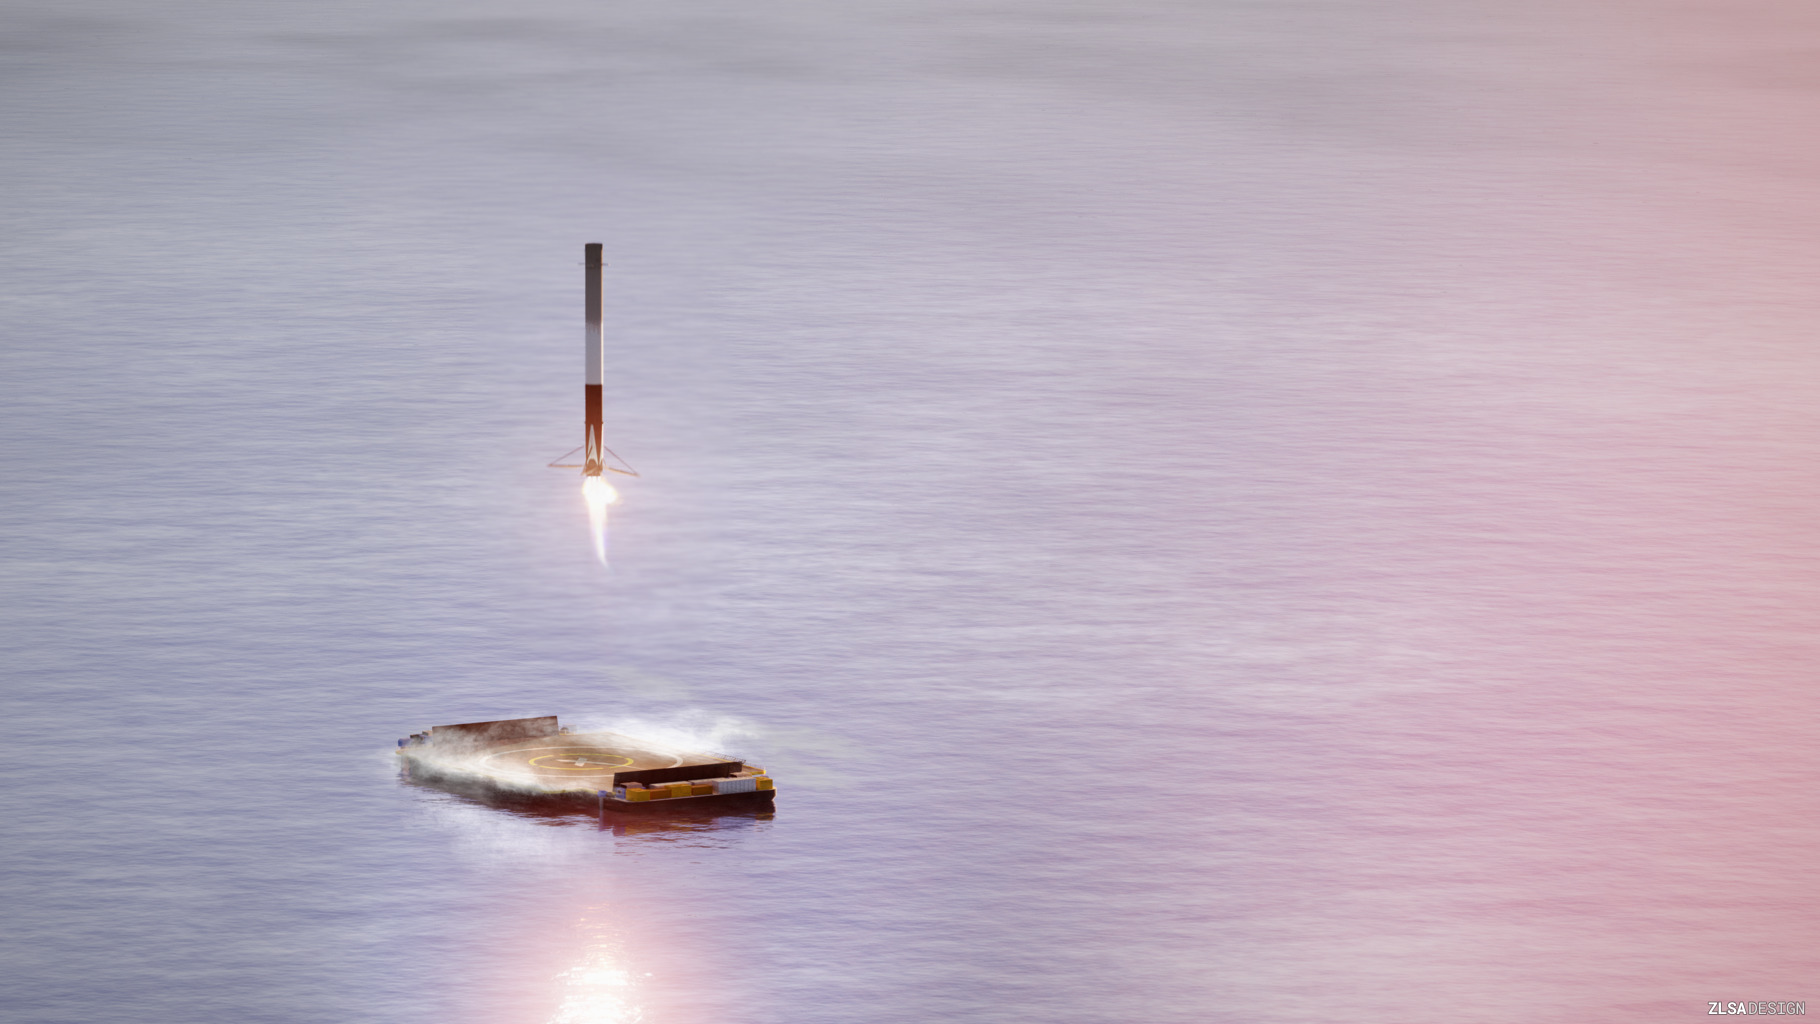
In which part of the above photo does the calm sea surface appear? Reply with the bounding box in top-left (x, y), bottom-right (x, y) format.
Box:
top-left (4, 1), bottom-right (1819, 1021)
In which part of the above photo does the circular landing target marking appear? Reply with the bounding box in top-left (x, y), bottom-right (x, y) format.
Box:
top-left (528, 752), bottom-right (633, 771)
top-left (476, 745), bottom-right (683, 780)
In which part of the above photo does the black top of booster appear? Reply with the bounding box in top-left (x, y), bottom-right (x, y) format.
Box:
top-left (584, 243), bottom-right (602, 326)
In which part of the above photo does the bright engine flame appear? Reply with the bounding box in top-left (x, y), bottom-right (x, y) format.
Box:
top-left (582, 476), bottom-right (619, 567)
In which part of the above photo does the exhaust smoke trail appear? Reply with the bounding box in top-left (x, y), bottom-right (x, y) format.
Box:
top-left (582, 475), bottom-right (618, 567)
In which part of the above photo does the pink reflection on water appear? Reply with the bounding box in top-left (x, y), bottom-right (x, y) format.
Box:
top-left (546, 910), bottom-right (645, 1024)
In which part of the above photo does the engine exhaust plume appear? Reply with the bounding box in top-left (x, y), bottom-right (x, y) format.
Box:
top-left (582, 475), bottom-right (619, 566)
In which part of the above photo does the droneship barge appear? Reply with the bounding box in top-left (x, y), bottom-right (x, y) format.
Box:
top-left (397, 716), bottom-right (775, 811)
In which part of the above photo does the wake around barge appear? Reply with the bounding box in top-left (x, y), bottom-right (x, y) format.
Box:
top-left (397, 716), bottom-right (775, 811)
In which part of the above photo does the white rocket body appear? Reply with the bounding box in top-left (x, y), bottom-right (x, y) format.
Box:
top-left (583, 242), bottom-right (603, 477)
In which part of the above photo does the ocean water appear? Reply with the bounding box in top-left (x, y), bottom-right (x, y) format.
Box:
top-left (3, 1), bottom-right (1818, 1021)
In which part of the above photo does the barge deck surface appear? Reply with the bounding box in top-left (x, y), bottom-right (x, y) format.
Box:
top-left (397, 718), bottom-right (774, 811)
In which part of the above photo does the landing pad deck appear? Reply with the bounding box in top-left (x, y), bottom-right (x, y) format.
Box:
top-left (470, 732), bottom-right (715, 787)
top-left (397, 722), bottom-right (772, 809)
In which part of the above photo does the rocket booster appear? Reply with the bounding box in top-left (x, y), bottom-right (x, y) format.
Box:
top-left (583, 243), bottom-right (604, 477)
top-left (554, 242), bottom-right (633, 484)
